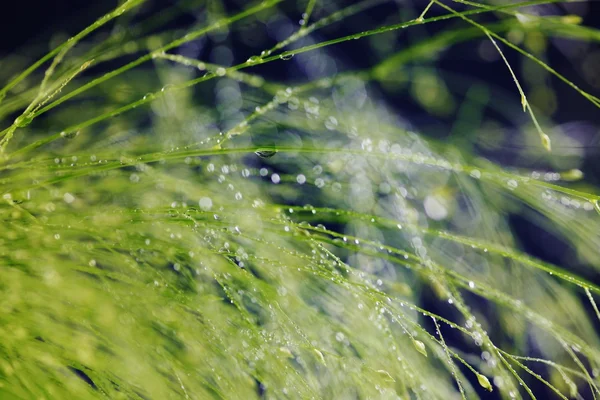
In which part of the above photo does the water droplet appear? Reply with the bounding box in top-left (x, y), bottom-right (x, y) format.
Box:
top-left (255, 149), bottom-right (277, 158)
top-left (541, 133), bottom-right (551, 152)
top-left (279, 53), bottom-right (294, 61)
top-left (470, 169), bottom-right (481, 179)
top-left (199, 197), bottom-right (213, 210)
top-left (477, 373), bottom-right (493, 392)
top-left (14, 114), bottom-right (33, 127)
top-left (324, 116), bottom-right (338, 130)
top-left (561, 169), bottom-right (583, 181)
top-left (314, 349), bottom-right (326, 364)
top-left (60, 130), bottom-right (79, 139)
top-left (246, 56), bottom-right (261, 64)
top-left (412, 339), bottom-right (427, 357)
top-left (63, 193), bottom-right (75, 204)
top-left (424, 195), bottom-right (448, 221)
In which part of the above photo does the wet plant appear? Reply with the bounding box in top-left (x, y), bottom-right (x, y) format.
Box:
top-left (1, 0), bottom-right (600, 398)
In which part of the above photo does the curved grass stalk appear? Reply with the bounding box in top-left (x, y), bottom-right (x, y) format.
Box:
top-left (502, 352), bottom-right (570, 400)
top-left (284, 205), bottom-right (600, 292)
top-left (586, 288), bottom-right (600, 323)
top-left (274, 219), bottom-right (600, 361)
top-left (483, 30), bottom-right (551, 151)
top-left (4, 146), bottom-right (599, 206)
top-left (11, 0), bottom-right (282, 125)
top-left (0, 0), bottom-right (146, 99)
top-left (1, 0), bottom-right (570, 158)
top-left (432, 317), bottom-right (468, 399)
top-left (431, 0), bottom-right (600, 109)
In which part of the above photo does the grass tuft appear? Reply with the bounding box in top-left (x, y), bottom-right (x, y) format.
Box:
top-left (1, 0), bottom-right (599, 398)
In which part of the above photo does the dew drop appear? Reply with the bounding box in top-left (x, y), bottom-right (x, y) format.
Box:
top-left (246, 56), bottom-right (261, 64)
top-left (14, 114), bottom-right (33, 128)
top-left (541, 133), bottom-right (552, 152)
top-left (255, 149), bottom-right (277, 158)
top-left (324, 116), bottom-right (338, 130)
top-left (199, 197), bottom-right (213, 211)
top-left (63, 193), bottom-right (75, 204)
top-left (60, 130), bottom-right (79, 139)
top-left (477, 373), bottom-right (493, 392)
top-left (314, 349), bottom-right (326, 364)
top-left (412, 339), bottom-right (427, 357)
top-left (424, 195), bottom-right (448, 220)
top-left (470, 169), bottom-right (481, 179)
top-left (560, 169), bottom-right (583, 181)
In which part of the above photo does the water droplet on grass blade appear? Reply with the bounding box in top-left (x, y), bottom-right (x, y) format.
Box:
top-left (412, 339), bottom-right (427, 357)
top-left (14, 114), bottom-right (33, 127)
top-left (477, 373), bottom-right (493, 391)
top-left (541, 133), bottom-right (552, 152)
top-left (60, 130), bottom-right (79, 139)
top-left (560, 169), bottom-right (583, 181)
top-left (246, 56), bottom-right (261, 64)
top-left (561, 15), bottom-right (582, 25)
top-left (255, 149), bottom-right (277, 158)
top-left (314, 349), bottom-right (326, 364)
top-left (376, 370), bottom-right (395, 382)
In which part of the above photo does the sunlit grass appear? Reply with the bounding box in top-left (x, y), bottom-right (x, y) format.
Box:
top-left (1, 0), bottom-right (599, 398)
